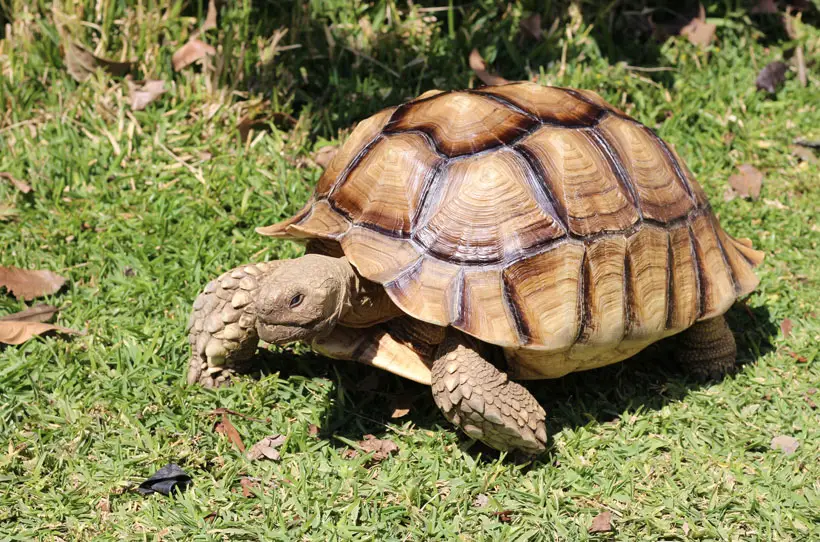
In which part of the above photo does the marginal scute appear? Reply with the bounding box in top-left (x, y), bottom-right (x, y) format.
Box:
top-left (503, 243), bottom-right (585, 350)
top-left (385, 257), bottom-right (461, 327)
top-left (577, 236), bottom-right (627, 347)
top-left (597, 115), bottom-right (694, 222)
top-left (666, 144), bottom-right (711, 207)
top-left (341, 226), bottom-right (421, 283)
top-left (287, 200), bottom-right (350, 239)
top-left (480, 82), bottom-right (602, 126)
top-left (385, 91), bottom-right (536, 157)
top-left (690, 214), bottom-right (736, 319)
top-left (518, 126), bottom-right (639, 236)
top-left (455, 269), bottom-right (520, 347)
top-left (333, 132), bottom-right (441, 235)
top-left (623, 227), bottom-right (670, 342)
top-left (667, 224), bottom-right (700, 331)
top-left (316, 107), bottom-right (396, 196)
top-left (711, 217), bottom-right (761, 297)
top-left (413, 147), bottom-right (566, 263)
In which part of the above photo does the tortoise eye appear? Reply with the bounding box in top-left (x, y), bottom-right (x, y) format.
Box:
top-left (289, 293), bottom-right (304, 308)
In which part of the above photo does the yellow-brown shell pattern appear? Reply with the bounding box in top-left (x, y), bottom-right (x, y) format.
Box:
top-left (261, 82), bottom-right (763, 351)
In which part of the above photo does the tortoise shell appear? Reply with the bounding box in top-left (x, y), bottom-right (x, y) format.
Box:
top-left (260, 82), bottom-right (763, 360)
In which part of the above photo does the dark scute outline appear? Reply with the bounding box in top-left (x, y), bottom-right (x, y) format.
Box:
top-left (472, 86), bottom-right (605, 127)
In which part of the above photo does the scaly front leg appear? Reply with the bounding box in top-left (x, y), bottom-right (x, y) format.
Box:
top-left (187, 262), bottom-right (280, 387)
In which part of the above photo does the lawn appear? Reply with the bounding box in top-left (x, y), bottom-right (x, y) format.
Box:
top-left (1, 1), bottom-right (818, 540)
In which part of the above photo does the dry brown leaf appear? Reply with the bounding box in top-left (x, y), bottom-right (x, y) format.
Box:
top-left (680, 5), bottom-right (716, 48)
top-left (781, 318), bottom-right (793, 338)
top-left (492, 510), bottom-right (514, 523)
top-left (389, 393), bottom-right (414, 419)
top-left (214, 412), bottom-right (245, 452)
top-left (64, 42), bottom-right (132, 82)
top-left (788, 350), bottom-right (808, 363)
top-left (358, 434), bottom-right (399, 462)
top-left (0, 304), bottom-right (58, 323)
top-left (589, 510), bottom-right (613, 533)
top-left (203, 0), bottom-right (219, 32)
top-left (519, 13), bottom-right (542, 40)
top-left (0, 266), bottom-right (67, 300)
top-left (755, 61), bottom-right (788, 93)
top-left (0, 172), bottom-right (32, 193)
top-left (469, 49), bottom-right (510, 86)
top-left (246, 434), bottom-right (286, 461)
top-left (313, 146), bottom-right (339, 169)
top-left (126, 78), bottom-right (167, 111)
top-left (308, 424), bottom-right (320, 437)
top-left (0, 321), bottom-right (80, 345)
top-left (770, 435), bottom-right (799, 455)
top-left (728, 164), bottom-right (763, 200)
top-left (239, 477), bottom-right (257, 498)
top-left (172, 39), bottom-right (216, 71)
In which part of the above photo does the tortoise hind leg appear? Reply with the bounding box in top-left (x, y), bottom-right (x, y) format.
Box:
top-left (431, 333), bottom-right (547, 455)
top-left (674, 316), bottom-right (737, 381)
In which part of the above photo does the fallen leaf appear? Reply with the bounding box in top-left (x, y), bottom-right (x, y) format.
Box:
top-left (313, 146), bottom-right (338, 169)
top-left (97, 497), bottom-right (111, 512)
top-left (0, 303), bottom-right (58, 323)
top-left (357, 434), bottom-right (399, 462)
top-left (755, 61), bottom-right (788, 93)
top-left (727, 164), bottom-right (763, 200)
top-left (239, 477), bottom-right (257, 498)
top-left (214, 412), bottom-right (245, 452)
top-left (492, 510), bottom-right (514, 523)
top-left (589, 510), bottom-right (613, 533)
top-left (64, 42), bottom-right (132, 82)
top-left (0, 321), bottom-right (81, 344)
top-left (246, 434), bottom-right (286, 461)
top-left (203, 0), bottom-right (220, 32)
top-left (172, 39), bottom-right (216, 71)
top-left (472, 493), bottom-right (489, 508)
top-left (137, 463), bottom-right (192, 496)
top-left (308, 424), bottom-right (320, 437)
top-left (519, 13), bottom-right (542, 40)
top-left (780, 318), bottom-right (793, 338)
top-left (770, 435), bottom-right (799, 455)
top-left (126, 78), bottom-right (167, 111)
top-left (389, 393), bottom-right (414, 419)
top-left (791, 145), bottom-right (817, 163)
top-left (751, 0), bottom-right (778, 13)
top-left (0, 266), bottom-right (67, 300)
top-left (788, 351), bottom-right (808, 363)
top-left (204, 512), bottom-right (218, 523)
top-left (0, 172), bottom-right (32, 193)
top-left (469, 49), bottom-right (510, 86)
top-left (680, 5), bottom-right (716, 48)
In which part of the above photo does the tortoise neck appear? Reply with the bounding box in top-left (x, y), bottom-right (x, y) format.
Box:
top-left (335, 258), bottom-right (404, 328)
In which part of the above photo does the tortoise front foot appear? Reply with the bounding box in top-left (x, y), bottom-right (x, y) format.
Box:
top-left (674, 316), bottom-right (737, 381)
top-left (431, 334), bottom-right (547, 456)
top-left (187, 262), bottom-right (278, 387)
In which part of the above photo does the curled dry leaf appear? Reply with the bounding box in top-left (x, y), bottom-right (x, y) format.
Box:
top-left (172, 39), bottom-right (216, 71)
top-left (0, 266), bottom-right (67, 300)
top-left (126, 78), bottom-right (167, 111)
top-left (0, 172), bottom-right (32, 193)
top-left (214, 412), bottom-right (245, 452)
top-left (313, 146), bottom-right (339, 169)
top-left (64, 42), bottom-right (132, 82)
top-left (308, 424), bottom-right (320, 437)
top-left (357, 434), bottom-right (399, 462)
top-left (0, 320), bottom-right (81, 345)
top-left (519, 13), bottom-right (542, 40)
top-left (755, 61), bottom-right (788, 93)
top-left (0, 303), bottom-right (58, 323)
top-left (589, 510), bottom-right (613, 533)
top-left (770, 435), bottom-right (799, 455)
top-left (389, 393), bottom-right (414, 419)
top-left (728, 164), bottom-right (763, 200)
top-left (780, 318), bottom-right (793, 338)
top-left (680, 4), bottom-right (716, 48)
top-left (493, 510), bottom-right (514, 523)
top-left (468, 49), bottom-right (510, 86)
top-left (239, 477), bottom-right (258, 498)
top-left (246, 434), bottom-right (286, 461)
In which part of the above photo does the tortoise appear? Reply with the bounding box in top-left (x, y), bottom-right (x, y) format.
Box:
top-left (187, 82), bottom-right (765, 455)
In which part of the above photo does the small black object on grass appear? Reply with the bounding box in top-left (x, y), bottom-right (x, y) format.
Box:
top-left (137, 463), bottom-right (192, 496)
top-left (755, 61), bottom-right (788, 93)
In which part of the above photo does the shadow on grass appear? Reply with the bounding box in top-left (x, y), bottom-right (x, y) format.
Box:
top-left (240, 302), bottom-right (776, 462)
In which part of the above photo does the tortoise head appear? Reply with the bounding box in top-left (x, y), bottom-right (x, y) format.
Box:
top-left (255, 254), bottom-right (353, 344)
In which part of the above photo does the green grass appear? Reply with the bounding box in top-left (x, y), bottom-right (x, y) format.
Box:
top-left (1, 1), bottom-right (819, 540)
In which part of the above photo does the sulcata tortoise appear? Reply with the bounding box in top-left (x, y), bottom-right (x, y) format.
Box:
top-left (187, 82), bottom-right (765, 455)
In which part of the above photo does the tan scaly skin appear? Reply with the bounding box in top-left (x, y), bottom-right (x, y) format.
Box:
top-left (188, 253), bottom-right (739, 455)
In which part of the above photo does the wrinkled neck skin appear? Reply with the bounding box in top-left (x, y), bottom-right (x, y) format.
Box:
top-left (253, 254), bottom-right (360, 345)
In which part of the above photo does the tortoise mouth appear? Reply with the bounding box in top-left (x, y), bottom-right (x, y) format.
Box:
top-left (257, 323), bottom-right (316, 345)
